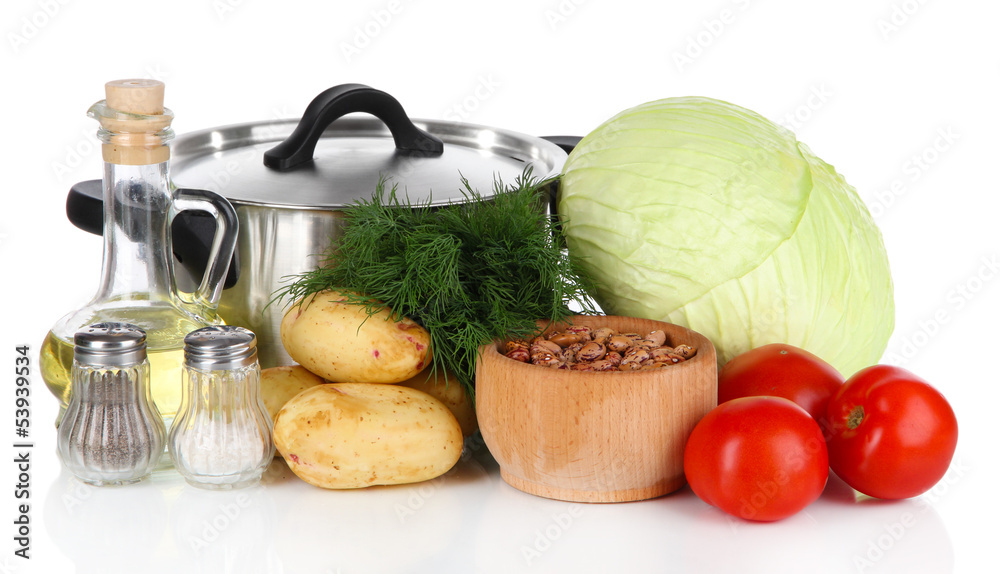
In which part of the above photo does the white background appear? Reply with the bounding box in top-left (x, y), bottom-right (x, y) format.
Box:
top-left (2, 0), bottom-right (998, 572)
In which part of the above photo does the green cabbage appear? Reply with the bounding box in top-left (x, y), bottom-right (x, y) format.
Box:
top-left (558, 97), bottom-right (894, 376)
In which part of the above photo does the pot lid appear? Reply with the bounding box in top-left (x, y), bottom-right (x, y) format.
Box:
top-left (169, 84), bottom-right (567, 209)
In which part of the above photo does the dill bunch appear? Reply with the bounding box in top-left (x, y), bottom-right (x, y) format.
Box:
top-left (274, 169), bottom-right (597, 399)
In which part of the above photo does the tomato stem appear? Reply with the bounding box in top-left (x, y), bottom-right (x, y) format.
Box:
top-left (847, 405), bottom-right (865, 430)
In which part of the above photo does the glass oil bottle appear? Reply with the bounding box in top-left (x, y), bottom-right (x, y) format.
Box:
top-left (41, 79), bottom-right (238, 427)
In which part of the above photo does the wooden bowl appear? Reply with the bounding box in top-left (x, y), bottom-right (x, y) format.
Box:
top-left (476, 315), bottom-right (717, 503)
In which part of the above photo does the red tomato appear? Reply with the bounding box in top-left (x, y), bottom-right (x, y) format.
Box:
top-left (684, 396), bottom-right (829, 522)
top-left (826, 365), bottom-right (958, 500)
top-left (718, 344), bottom-right (844, 428)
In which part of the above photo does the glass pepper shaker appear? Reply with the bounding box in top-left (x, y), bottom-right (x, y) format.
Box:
top-left (57, 323), bottom-right (166, 486)
top-left (169, 326), bottom-right (274, 490)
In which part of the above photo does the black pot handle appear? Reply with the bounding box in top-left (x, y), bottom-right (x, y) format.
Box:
top-left (66, 180), bottom-right (241, 289)
top-left (264, 83), bottom-right (444, 171)
top-left (540, 135), bottom-right (582, 155)
top-left (539, 136), bottom-right (583, 223)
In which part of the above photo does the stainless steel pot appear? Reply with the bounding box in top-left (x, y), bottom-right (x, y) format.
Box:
top-left (68, 84), bottom-right (569, 367)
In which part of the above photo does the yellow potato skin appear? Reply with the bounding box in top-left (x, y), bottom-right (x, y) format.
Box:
top-left (280, 290), bottom-right (432, 384)
top-left (397, 369), bottom-right (478, 438)
top-left (260, 365), bottom-right (325, 422)
top-left (273, 383), bottom-right (463, 489)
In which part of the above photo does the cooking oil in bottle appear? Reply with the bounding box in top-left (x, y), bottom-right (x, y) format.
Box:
top-left (43, 333), bottom-right (186, 425)
top-left (43, 305), bottom-right (210, 423)
top-left (41, 79), bottom-right (237, 429)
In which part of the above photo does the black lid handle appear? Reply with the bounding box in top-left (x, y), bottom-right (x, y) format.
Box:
top-left (263, 83), bottom-right (444, 172)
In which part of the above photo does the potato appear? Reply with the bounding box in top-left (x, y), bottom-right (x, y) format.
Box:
top-left (280, 290), bottom-right (432, 384)
top-left (260, 365), bottom-right (325, 422)
top-left (273, 383), bottom-right (463, 489)
top-left (397, 369), bottom-right (478, 438)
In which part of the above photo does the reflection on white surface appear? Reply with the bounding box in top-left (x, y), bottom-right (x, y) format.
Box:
top-left (169, 482), bottom-right (281, 573)
top-left (272, 448), bottom-right (492, 573)
top-left (39, 447), bottom-right (955, 573)
top-left (473, 469), bottom-right (954, 574)
top-left (44, 470), bottom-right (170, 574)
top-left (40, 443), bottom-right (495, 573)
top-left (679, 473), bottom-right (954, 574)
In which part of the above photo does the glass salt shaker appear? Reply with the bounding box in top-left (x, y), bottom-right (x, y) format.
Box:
top-left (169, 326), bottom-right (274, 490)
top-left (57, 323), bottom-right (166, 486)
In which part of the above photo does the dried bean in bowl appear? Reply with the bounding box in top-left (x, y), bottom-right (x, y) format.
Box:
top-left (503, 326), bottom-right (697, 371)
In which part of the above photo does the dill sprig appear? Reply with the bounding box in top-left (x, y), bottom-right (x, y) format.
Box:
top-left (273, 168), bottom-right (597, 399)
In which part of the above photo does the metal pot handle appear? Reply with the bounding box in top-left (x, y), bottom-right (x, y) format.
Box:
top-left (263, 83), bottom-right (444, 171)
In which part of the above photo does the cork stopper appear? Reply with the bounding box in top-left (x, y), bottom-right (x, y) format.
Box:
top-left (90, 79), bottom-right (174, 166)
top-left (105, 79), bottom-right (165, 115)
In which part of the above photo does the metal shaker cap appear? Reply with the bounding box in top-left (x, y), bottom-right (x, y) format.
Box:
top-left (74, 323), bottom-right (148, 367)
top-left (184, 326), bottom-right (258, 371)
